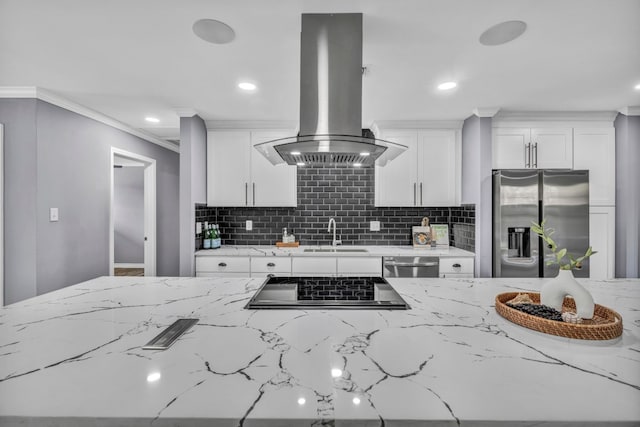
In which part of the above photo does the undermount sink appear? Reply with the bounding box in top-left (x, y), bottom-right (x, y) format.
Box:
top-left (303, 248), bottom-right (369, 253)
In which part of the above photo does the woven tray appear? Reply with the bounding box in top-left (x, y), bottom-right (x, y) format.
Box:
top-left (275, 241), bottom-right (299, 248)
top-left (495, 292), bottom-right (623, 340)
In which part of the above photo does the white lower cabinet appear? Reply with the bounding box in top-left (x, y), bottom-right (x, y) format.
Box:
top-left (589, 206), bottom-right (615, 279)
top-left (337, 257), bottom-right (382, 276)
top-left (250, 257), bottom-right (292, 278)
top-left (195, 256), bottom-right (251, 277)
top-left (439, 257), bottom-right (474, 278)
top-left (291, 257), bottom-right (337, 276)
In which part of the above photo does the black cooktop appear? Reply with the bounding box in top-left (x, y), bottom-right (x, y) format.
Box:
top-left (245, 276), bottom-right (410, 310)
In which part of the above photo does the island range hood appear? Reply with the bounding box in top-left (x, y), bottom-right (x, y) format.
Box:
top-left (255, 13), bottom-right (406, 167)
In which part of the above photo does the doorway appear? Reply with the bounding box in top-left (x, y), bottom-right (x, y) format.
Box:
top-left (110, 147), bottom-right (156, 276)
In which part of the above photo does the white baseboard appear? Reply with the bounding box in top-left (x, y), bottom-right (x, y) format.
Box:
top-left (114, 263), bottom-right (144, 269)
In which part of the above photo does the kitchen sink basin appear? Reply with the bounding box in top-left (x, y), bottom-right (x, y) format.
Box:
top-left (303, 248), bottom-right (369, 253)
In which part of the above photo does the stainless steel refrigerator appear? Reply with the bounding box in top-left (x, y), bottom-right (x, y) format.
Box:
top-left (493, 169), bottom-right (590, 278)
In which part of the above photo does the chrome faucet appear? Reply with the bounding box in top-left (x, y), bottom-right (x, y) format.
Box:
top-left (327, 218), bottom-right (342, 246)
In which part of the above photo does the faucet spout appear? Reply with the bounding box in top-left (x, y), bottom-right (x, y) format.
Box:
top-left (327, 218), bottom-right (341, 246)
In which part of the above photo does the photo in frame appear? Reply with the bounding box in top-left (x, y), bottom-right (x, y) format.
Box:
top-left (430, 224), bottom-right (449, 246)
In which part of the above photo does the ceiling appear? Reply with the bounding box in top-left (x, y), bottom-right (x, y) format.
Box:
top-left (1, 0), bottom-right (639, 143)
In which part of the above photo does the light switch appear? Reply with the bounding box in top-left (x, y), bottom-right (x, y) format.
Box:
top-left (196, 222), bottom-right (202, 234)
top-left (370, 220), bottom-right (380, 231)
top-left (50, 208), bottom-right (59, 222)
top-left (246, 220), bottom-right (253, 231)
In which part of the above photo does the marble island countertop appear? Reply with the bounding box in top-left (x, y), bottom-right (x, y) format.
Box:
top-left (0, 276), bottom-right (639, 426)
top-left (195, 244), bottom-right (475, 257)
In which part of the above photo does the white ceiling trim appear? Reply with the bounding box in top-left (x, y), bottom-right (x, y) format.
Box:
top-left (0, 87), bottom-right (179, 153)
top-left (371, 120), bottom-right (464, 130)
top-left (493, 110), bottom-right (618, 123)
top-left (206, 120), bottom-right (298, 130)
top-left (473, 107), bottom-right (501, 118)
top-left (175, 108), bottom-right (200, 118)
top-left (618, 106), bottom-right (640, 116)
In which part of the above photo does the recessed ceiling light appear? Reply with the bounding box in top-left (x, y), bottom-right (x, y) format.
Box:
top-left (238, 82), bottom-right (257, 91)
top-left (479, 20), bottom-right (527, 46)
top-left (291, 151), bottom-right (301, 156)
top-left (296, 162), bottom-right (305, 166)
top-left (193, 19), bottom-right (235, 44)
top-left (438, 82), bottom-right (457, 91)
top-left (353, 163), bottom-right (363, 167)
top-left (359, 152), bottom-right (370, 156)
top-left (145, 117), bottom-right (160, 123)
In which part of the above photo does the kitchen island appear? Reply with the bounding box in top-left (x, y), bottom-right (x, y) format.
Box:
top-left (0, 276), bottom-right (638, 426)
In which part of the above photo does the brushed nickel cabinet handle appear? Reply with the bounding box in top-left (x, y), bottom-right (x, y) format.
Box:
top-left (452, 263), bottom-right (461, 268)
top-left (253, 182), bottom-right (256, 205)
top-left (245, 183), bottom-right (248, 206)
top-left (533, 142), bottom-right (538, 168)
top-left (419, 182), bottom-right (423, 205)
top-left (267, 262), bottom-right (276, 267)
top-left (413, 182), bottom-right (417, 206)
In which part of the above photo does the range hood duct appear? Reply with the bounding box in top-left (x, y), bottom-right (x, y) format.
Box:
top-left (255, 13), bottom-right (406, 167)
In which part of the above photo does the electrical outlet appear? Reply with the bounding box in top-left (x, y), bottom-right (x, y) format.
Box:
top-left (246, 220), bottom-right (253, 231)
top-left (50, 208), bottom-right (59, 222)
top-left (196, 222), bottom-right (202, 234)
top-left (370, 220), bottom-right (380, 231)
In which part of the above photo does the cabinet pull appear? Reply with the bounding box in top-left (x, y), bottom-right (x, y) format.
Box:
top-left (245, 183), bottom-right (248, 206)
top-left (413, 182), bottom-right (417, 206)
top-left (419, 182), bottom-right (423, 205)
top-left (525, 142), bottom-right (531, 168)
top-left (252, 182), bottom-right (256, 205)
top-left (452, 263), bottom-right (461, 268)
top-left (218, 262), bottom-right (227, 267)
top-left (533, 142), bottom-right (538, 168)
top-left (267, 262), bottom-right (276, 267)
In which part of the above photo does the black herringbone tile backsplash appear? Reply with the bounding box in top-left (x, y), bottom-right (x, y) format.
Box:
top-left (196, 165), bottom-right (475, 251)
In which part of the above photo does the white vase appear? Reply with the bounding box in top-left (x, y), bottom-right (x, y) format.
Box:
top-left (540, 269), bottom-right (595, 319)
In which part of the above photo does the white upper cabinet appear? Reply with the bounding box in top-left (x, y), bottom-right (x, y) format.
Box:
top-left (375, 129), bottom-right (459, 207)
top-left (493, 127), bottom-right (573, 169)
top-left (207, 130), bottom-right (297, 207)
top-left (573, 128), bottom-right (615, 206)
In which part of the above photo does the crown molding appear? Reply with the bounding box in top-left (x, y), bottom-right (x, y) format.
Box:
top-left (205, 120), bottom-right (297, 130)
top-left (618, 106), bottom-right (640, 116)
top-left (472, 107), bottom-right (500, 118)
top-left (0, 86), bottom-right (179, 153)
top-left (370, 120), bottom-right (464, 131)
top-left (493, 110), bottom-right (618, 122)
top-left (175, 108), bottom-right (199, 118)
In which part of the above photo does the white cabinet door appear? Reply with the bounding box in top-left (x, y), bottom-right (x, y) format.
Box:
top-left (291, 257), bottom-right (337, 275)
top-left (418, 130), bottom-right (457, 206)
top-left (573, 128), bottom-right (615, 206)
top-left (492, 128), bottom-right (530, 169)
top-left (531, 128), bottom-right (573, 169)
top-left (589, 206), bottom-right (615, 279)
top-left (251, 131), bottom-right (297, 207)
top-left (375, 131), bottom-right (419, 207)
top-left (207, 131), bottom-right (251, 206)
top-left (336, 257), bottom-right (382, 276)
top-left (439, 257), bottom-right (474, 278)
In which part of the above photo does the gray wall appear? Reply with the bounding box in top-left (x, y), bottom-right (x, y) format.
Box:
top-left (461, 114), bottom-right (493, 277)
top-left (0, 99), bottom-right (38, 304)
top-left (114, 166), bottom-right (144, 264)
top-left (614, 113), bottom-right (640, 278)
top-left (179, 115), bottom-right (207, 276)
top-left (1, 98), bottom-right (180, 304)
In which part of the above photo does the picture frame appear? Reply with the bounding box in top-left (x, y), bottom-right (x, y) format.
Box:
top-left (412, 226), bottom-right (433, 248)
top-left (430, 224), bottom-right (449, 246)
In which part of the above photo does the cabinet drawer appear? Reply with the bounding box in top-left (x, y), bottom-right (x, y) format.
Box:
top-left (250, 257), bottom-right (292, 274)
top-left (337, 257), bottom-right (382, 275)
top-left (439, 257), bottom-right (474, 275)
top-left (292, 257), bottom-right (337, 274)
top-left (196, 256), bottom-right (250, 273)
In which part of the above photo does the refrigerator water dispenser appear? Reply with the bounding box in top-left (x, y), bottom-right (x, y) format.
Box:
top-left (507, 227), bottom-right (530, 258)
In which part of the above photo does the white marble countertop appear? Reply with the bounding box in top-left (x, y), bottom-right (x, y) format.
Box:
top-left (195, 244), bottom-right (475, 258)
top-left (0, 276), bottom-right (638, 426)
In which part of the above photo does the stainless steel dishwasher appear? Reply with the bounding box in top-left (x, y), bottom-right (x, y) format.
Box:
top-left (383, 256), bottom-right (439, 278)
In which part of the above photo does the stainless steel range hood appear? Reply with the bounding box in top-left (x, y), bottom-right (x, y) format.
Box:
top-left (255, 13), bottom-right (406, 167)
